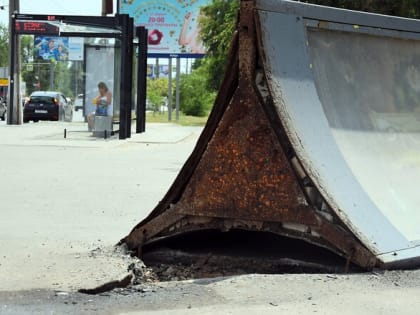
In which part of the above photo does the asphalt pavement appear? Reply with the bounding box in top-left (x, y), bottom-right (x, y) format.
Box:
top-left (1, 114), bottom-right (420, 315)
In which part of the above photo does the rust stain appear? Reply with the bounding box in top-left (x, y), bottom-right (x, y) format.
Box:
top-left (174, 84), bottom-right (308, 223)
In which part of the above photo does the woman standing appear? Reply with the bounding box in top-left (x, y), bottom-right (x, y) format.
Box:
top-left (87, 81), bottom-right (113, 131)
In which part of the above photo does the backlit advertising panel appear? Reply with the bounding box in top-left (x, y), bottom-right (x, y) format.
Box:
top-left (119, 0), bottom-right (211, 57)
top-left (34, 36), bottom-right (69, 61)
top-left (34, 36), bottom-right (84, 62)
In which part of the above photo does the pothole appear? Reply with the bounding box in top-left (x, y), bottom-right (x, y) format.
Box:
top-left (140, 229), bottom-right (362, 281)
top-left (79, 230), bottom-right (363, 294)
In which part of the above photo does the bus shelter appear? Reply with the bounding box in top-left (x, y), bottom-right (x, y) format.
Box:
top-left (9, 13), bottom-right (147, 139)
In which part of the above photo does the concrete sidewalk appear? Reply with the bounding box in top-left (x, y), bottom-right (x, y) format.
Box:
top-left (0, 120), bottom-right (201, 147)
top-left (0, 120), bottom-right (203, 293)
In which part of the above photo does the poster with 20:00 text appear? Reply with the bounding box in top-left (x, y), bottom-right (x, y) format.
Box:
top-left (119, 0), bottom-right (210, 57)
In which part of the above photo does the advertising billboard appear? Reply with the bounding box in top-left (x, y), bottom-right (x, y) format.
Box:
top-left (119, 0), bottom-right (211, 57)
top-left (34, 36), bottom-right (69, 61)
top-left (34, 36), bottom-right (84, 62)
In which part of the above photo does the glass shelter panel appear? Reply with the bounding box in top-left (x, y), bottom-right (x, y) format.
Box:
top-left (308, 29), bottom-right (420, 241)
top-left (85, 43), bottom-right (118, 120)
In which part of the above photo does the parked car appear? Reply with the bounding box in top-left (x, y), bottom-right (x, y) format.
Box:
top-left (74, 93), bottom-right (84, 111)
top-left (0, 97), bottom-right (6, 121)
top-left (23, 91), bottom-right (73, 123)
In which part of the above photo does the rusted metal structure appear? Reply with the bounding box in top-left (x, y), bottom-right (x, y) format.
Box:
top-left (122, 0), bottom-right (420, 269)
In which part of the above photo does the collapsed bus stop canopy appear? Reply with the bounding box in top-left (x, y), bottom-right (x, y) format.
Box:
top-left (122, 0), bottom-right (420, 270)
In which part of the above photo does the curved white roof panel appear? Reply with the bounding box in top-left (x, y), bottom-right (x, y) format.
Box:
top-left (257, 0), bottom-right (420, 267)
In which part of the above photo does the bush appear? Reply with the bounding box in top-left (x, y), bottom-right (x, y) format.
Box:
top-left (147, 77), bottom-right (171, 112)
top-left (179, 68), bottom-right (216, 117)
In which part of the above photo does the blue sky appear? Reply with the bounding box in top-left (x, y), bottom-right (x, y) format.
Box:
top-left (0, 0), bottom-right (112, 25)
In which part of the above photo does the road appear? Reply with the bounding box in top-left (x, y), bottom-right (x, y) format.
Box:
top-left (0, 118), bottom-right (420, 314)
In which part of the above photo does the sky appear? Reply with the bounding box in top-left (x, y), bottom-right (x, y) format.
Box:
top-left (0, 0), bottom-right (113, 26)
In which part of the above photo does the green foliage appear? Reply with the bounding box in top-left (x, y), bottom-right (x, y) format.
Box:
top-left (147, 86), bottom-right (163, 112)
top-left (54, 62), bottom-right (72, 96)
top-left (20, 35), bottom-right (34, 64)
top-left (148, 77), bottom-right (171, 97)
top-left (21, 66), bottom-right (39, 95)
top-left (147, 77), bottom-right (172, 112)
top-left (200, 0), bottom-right (239, 62)
top-left (171, 0), bottom-right (238, 118)
top-left (199, 0), bottom-right (240, 91)
top-left (191, 0), bottom-right (420, 109)
top-left (179, 68), bottom-right (216, 117)
top-left (69, 61), bottom-right (84, 99)
top-left (145, 69), bottom-right (215, 117)
top-left (0, 23), bottom-right (8, 67)
top-left (21, 61), bottom-right (75, 97)
top-left (146, 110), bottom-right (208, 126)
top-left (195, 0), bottom-right (420, 95)
top-left (188, 0), bottom-right (420, 119)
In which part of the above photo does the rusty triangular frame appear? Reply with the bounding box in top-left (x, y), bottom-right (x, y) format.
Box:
top-left (121, 0), bottom-right (377, 270)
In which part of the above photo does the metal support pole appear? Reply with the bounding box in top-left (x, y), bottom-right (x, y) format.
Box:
top-left (49, 62), bottom-right (54, 90)
top-left (136, 26), bottom-right (147, 134)
top-left (118, 14), bottom-right (134, 140)
top-left (7, 0), bottom-right (19, 125)
top-left (167, 57), bottom-right (172, 122)
top-left (126, 17), bottom-right (134, 139)
top-left (102, 0), bottom-right (113, 15)
top-left (7, 14), bottom-right (15, 125)
top-left (175, 57), bottom-right (180, 121)
top-left (155, 58), bottom-right (159, 79)
top-left (118, 15), bottom-right (128, 139)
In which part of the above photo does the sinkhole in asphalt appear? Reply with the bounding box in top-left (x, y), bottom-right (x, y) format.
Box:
top-left (141, 229), bottom-right (361, 281)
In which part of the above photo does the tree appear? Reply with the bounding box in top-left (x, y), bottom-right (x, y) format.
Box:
top-left (179, 67), bottom-right (216, 117)
top-left (199, 0), bottom-right (240, 91)
top-left (0, 23), bottom-right (8, 67)
top-left (147, 77), bottom-right (173, 113)
top-left (197, 0), bottom-right (420, 92)
top-left (173, 0), bottom-right (239, 117)
top-left (20, 35), bottom-right (34, 65)
top-left (181, 0), bottom-right (420, 117)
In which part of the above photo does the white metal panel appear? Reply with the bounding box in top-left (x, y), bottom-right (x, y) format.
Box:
top-left (258, 9), bottom-right (419, 264)
top-left (308, 28), bottom-right (420, 242)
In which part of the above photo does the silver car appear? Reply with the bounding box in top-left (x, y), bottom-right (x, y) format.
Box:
top-left (74, 93), bottom-right (84, 111)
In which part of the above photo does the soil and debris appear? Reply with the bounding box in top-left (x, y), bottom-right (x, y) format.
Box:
top-left (79, 230), bottom-right (362, 295)
top-left (137, 229), bottom-right (362, 282)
